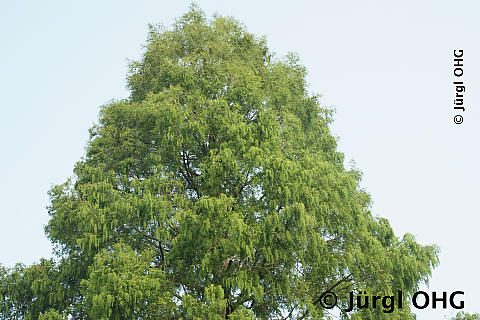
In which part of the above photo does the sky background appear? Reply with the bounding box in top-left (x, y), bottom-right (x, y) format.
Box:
top-left (1, 1), bottom-right (479, 319)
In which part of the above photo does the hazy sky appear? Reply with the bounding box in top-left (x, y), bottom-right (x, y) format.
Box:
top-left (1, 1), bottom-right (479, 319)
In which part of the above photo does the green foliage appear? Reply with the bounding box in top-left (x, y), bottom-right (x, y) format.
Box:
top-left (38, 309), bottom-right (66, 320)
top-left (0, 260), bottom-right (69, 320)
top-left (1, 4), bottom-right (440, 319)
top-left (82, 243), bottom-right (177, 319)
top-left (452, 312), bottom-right (480, 320)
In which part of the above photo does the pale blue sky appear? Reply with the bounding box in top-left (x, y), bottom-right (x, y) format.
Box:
top-left (1, 1), bottom-right (479, 319)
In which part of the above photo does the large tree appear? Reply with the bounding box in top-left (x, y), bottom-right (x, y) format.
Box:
top-left (1, 5), bottom-right (438, 319)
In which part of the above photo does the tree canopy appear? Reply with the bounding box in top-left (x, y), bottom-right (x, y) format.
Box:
top-left (452, 312), bottom-right (480, 320)
top-left (0, 5), bottom-right (439, 319)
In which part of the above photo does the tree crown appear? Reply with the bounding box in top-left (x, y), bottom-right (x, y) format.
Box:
top-left (1, 5), bottom-right (439, 320)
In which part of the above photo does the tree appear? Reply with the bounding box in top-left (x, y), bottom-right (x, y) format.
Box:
top-left (1, 5), bottom-right (439, 319)
top-left (452, 312), bottom-right (480, 320)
